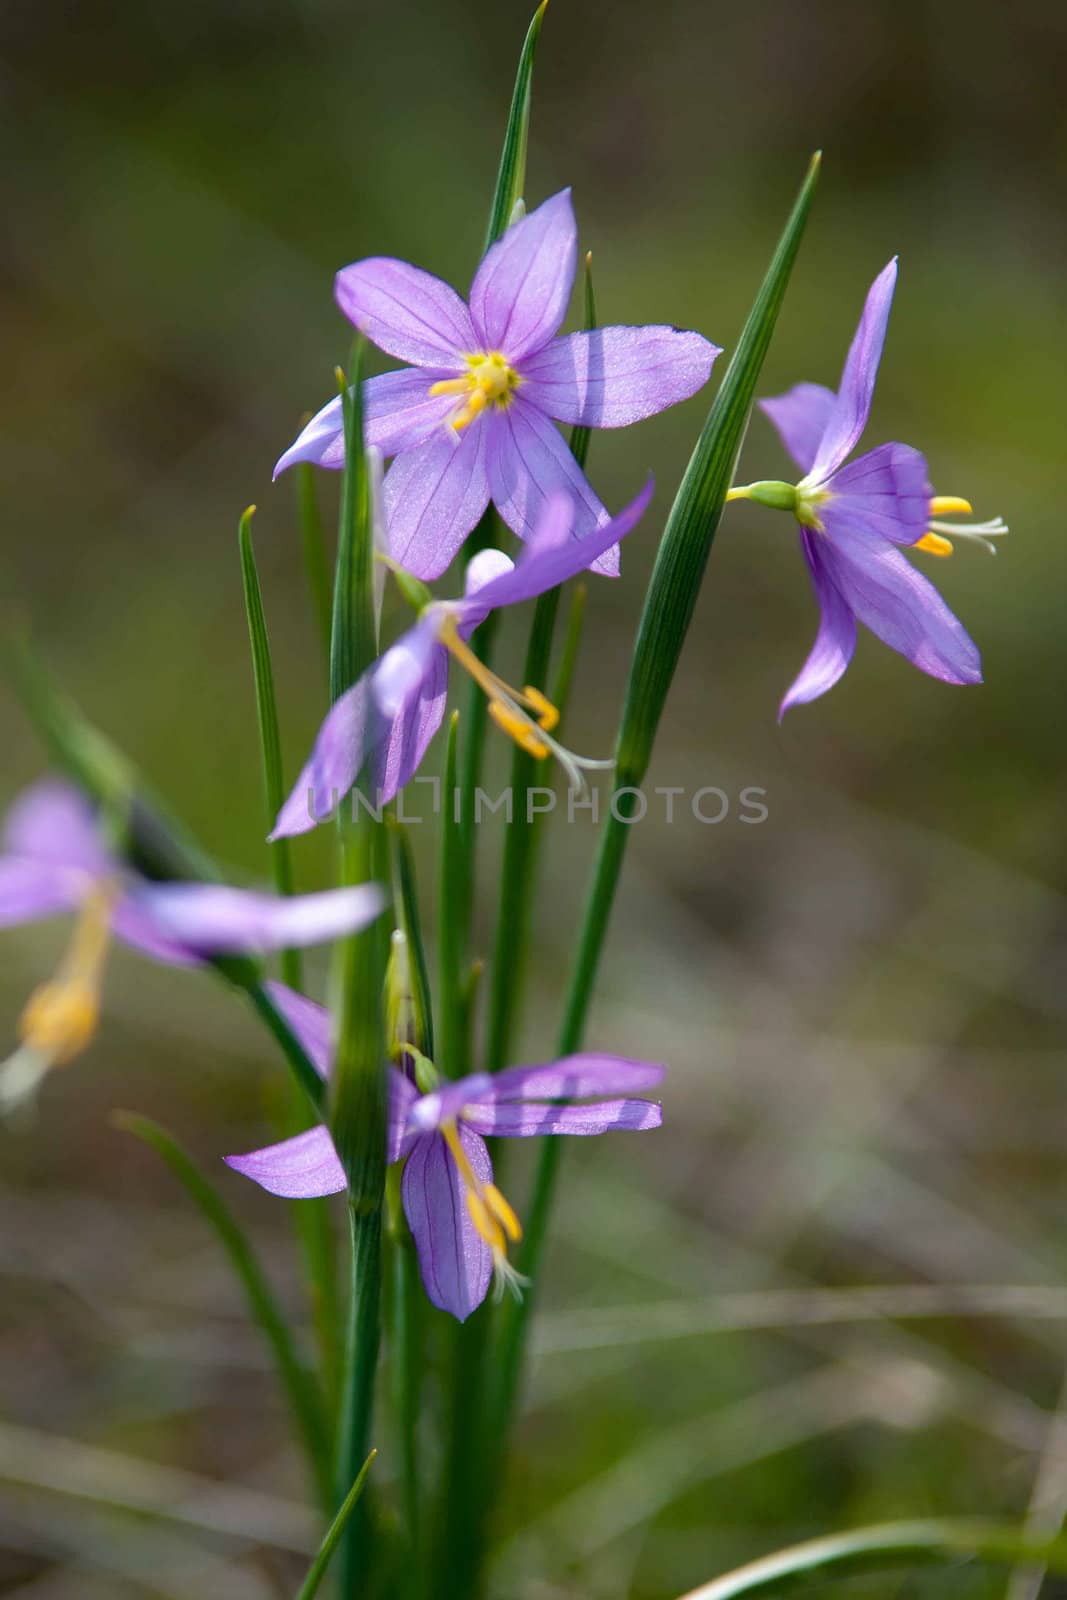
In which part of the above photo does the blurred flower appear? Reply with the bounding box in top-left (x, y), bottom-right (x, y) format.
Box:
top-left (275, 190), bottom-right (717, 578)
top-left (0, 782), bottom-right (385, 1111)
top-left (226, 982), bottom-right (664, 1321)
top-left (270, 481), bottom-right (653, 838)
top-left (747, 259), bottom-right (1005, 717)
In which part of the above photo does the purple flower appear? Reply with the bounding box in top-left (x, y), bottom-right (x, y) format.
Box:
top-left (0, 781), bottom-right (385, 1110)
top-left (226, 983), bottom-right (664, 1321)
top-left (753, 259), bottom-right (1005, 718)
top-left (270, 479), bottom-right (653, 838)
top-left (274, 190), bottom-right (718, 579)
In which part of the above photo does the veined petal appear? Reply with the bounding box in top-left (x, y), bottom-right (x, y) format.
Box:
top-left (759, 382), bottom-right (836, 475)
top-left (401, 1129), bottom-right (493, 1322)
top-left (779, 531), bottom-right (858, 717)
top-left (273, 395), bottom-right (345, 479)
top-left (263, 980), bottom-right (333, 1078)
top-left (822, 526), bottom-right (983, 687)
top-left (520, 326), bottom-right (719, 427)
top-left (383, 425), bottom-right (490, 580)
top-left (469, 189), bottom-right (577, 362)
top-left (334, 258), bottom-right (476, 367)
top-left (372, 636), bottom-right (450, 805)
top-left (127, 882), bottom-right (386, 956)
top-left (4, 780), bottom-right (112, 877)
top-left (225, 1125), bottom-right (346, 1199)
top-left (458, 478), bottom-right (654, 617)
top-left (487, 400), bottom-right (618, 577)
top-left (0, 858), bottom-right (89, 929)
top-left (821, 442), bottom-right (931, 547)
top-left (475, 1053), bottom-right (666, 1104)
top-left (808, 259), bottom-right (898, 484)
top-left (464, 1097), bottom-right (662, 1137)
top-left (271, 673), bottom-right (372, 839)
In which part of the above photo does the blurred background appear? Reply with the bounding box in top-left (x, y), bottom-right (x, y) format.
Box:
top-left (1, 0), bottom-right (1066, 1594)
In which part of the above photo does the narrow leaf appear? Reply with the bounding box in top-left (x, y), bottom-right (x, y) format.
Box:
top-left (114, 1113), bottom-right (333, 1515)
top-left (295, 1449), bottom-right (377, 1600)
top-left (330, 340), bottom-right (372, 705)
top-left (672, 1519), bottom-right (1067, 1600)
top-left (389, 816), bottom-right (435, 1061)
top-left (438, 712), bottom-right (466, 1078)
top-left (295, 461), bottom-right (334, 675)
top-left (484, 0), bottom-right (549, 250)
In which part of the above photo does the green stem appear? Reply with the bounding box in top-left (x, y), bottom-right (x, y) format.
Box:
top-left (438, 714), bottom-right (466, 1079)
top-left (389, 1227), bottom-right (423, 1587)
top-left (296, 1450), bottom-right (377, 1600)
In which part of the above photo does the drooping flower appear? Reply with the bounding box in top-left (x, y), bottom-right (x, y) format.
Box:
top-left (0, 781), bottom-right (385, 1110)
top-left (226, 983), bottom-right (664, 1321)
top-left (270, 479), bottom-right (654, 838)
top-left (740, 259), bottom-right (1006, 717)
top-left (274, 190), bottom-right (718, 579)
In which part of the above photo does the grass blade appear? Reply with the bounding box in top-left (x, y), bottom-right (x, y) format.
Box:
top-left (484, 0), bottom-right (549, 251)
top-left (295, 461), bottom-right (333, 674)
top-left (113, 1113), bottom-right (334, 1515)
top-left (295, 1449), bottom-right (377, 1600)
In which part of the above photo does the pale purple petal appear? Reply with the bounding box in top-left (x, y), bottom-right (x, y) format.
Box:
top-left (372, 636), bottom-right (449, 805)
top-left (407, 1073), bottom-right (494, 1134)
top-left (4, 781), bottom-right (112, 877)
top-left (271, 674), bottom-right (371, 839)
top-left (383, 424), bottom-right (490, 580)
top-left (457, 479), bottom-right (654, 616)
top-left (469, 190), bottom-right (577, 362)
top-left (464, 1097), bottom-right (662, 1137)
top-left (0, 858), bottom-right (88, 929)
top-left (401, 1129), bottom-right (493, 1322)
top-left (111, 897), bottom-right (203, 965)
top-left (778, 531), bottom-right (858, 717)
top-left (476, 1054), bottom-right (666, 1104)
top-left (364, 369), bottom-right (461, 456)
top-left (263, 980), bottom-right (332, 1078)
top-left (821, 442), bottom-right (931, 548)
top-left (520, 326), bottom-right (719, 427)
top-left (821, 527), bottom-right (983, 686)
top-left (808, 259), bottom-right (898, 484)
top-left (388, 1069), bottom-right (419, 1163)
top-left (127, 882), bottom-right (386, 956)
top-left (334, 258), bottom-right (476, 367)
top-left (273, 395), bottom-right (345, 479)
top-left (225, 1125), bottom-right (347, 1199)
top-left (486, 400), bottom-right (619, 577)
top-left (759, 382), bottom-right (837, 475)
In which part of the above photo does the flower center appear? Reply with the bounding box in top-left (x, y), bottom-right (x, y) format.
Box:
top-left (440, 1118), bottom-right (527, 1299)
top-left (428, 352), bottom-right (521, 432)
top-left (1, 885), bottom-right (115, 1114)
top-left (914, 496), bottom-right (1009, 558)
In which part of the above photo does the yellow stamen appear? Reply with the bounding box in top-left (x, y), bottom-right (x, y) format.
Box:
top-left (489, 700), bottom-right (549, 758)
top-left (929, 496), bottom-right (973, 517)
top-left (522, 686), bottom-right (559, 733)
top-left (441, 1119), bottom-right (524, 1262)
top-left (427, 351), bottom-right (520, 431)
top-left (16, 886), bottom-right (115, 1068)
top-left (427, 377), bottom-right (470, 398)
top-left (484, 1182), bottom-right (523, 1243)
top-left (915, 531), bottom-right (954, 558)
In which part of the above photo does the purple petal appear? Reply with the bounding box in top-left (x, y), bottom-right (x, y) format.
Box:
top-left (477, 1054), bottom-right (666, 1104)
top-left (808, 259), bottom-right (898, 484)
top-left (372, 635), bottom-right (450, 804)
top-left (225, 1125), bottom-right (347, 1199)
top-left (334, 258), bottom-right (476, 368)
top-left (388, 1068), bottom-right (419, 1163)
top-left (3, 780), bottom-right (112, 876)
top-left (779, 531), bottom-right (858, 717)
top-left (0, 858), bottom-right (88, 929)
top-left (759, 382), bottom-right (837, 475)
top-left (486, 399), bottom-right (618, 576)
top-left (383, 425), bottom-right (490, 580)
top-left (406, 1073), bottom-right (494, 1135)
top-left (273, 395), bottom-right (345, 479)
top-left (111, 897), bottom-right (203, 966)
top-left (520, 326), bottom-right (719, 427)
top-left (820, 526), bottom-right (983, 687)
top-left (262, 980), bottom-right (333, 1078)
top-left (458, 479), bottom-right (654, 617)
top-left (126, 882), bottom-right (386, 956)
top-left (401, 1129), bottom-right (493, 1322)
top-left (464, 1097), bottom-right (662, 1137)
top-left (271, 673), bottom-right (372, 839)
top-left (469, 190), bottom-right (577, 362)
top-left (821, 442), bottom-right (931, 547)
top-left (273, 372), bottom-right (458, 480)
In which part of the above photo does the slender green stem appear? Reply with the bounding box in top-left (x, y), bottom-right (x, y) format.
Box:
top-left (389, 1225), bottom-right (423, 1586)
top-left (295, 1450), bottom-right (377, 1600)
top-left (438, 714), bottom-right (466, 1079)
top-left (114, 1114), bottom-right (334, 1516)
top-left (295, 461), bottom-right (334, 674)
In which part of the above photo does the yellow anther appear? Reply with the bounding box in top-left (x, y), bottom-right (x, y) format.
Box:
top-left (427, 351), bottom-right (519, 431)
top-left (427, 377), bottom-right (470, 398)
top-left (484, 1183), bottom-right (523, 1244)
top-left (488, 700), bottom-right (550, 758)
top-left (915, 531), bottom-right (954, 558)
top-left (465, 1189), bottom-right (507, 1254)
top-left (522, 686), bottom-right (559, 733)
top-left (929, 496), bottom-right (973, 517)
top-left (19, 979), bottom-right (100, 1064)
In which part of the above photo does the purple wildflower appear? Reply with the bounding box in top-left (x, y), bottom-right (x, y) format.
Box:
top-left (753, 259), bottom-right (1006, 717)
top-left (274, 190), bottom-right (717, 579)
top-left (226, 983), bottom-right (664, 1321)
top-left (270, 479), bottom-right (653, 839)
top-left (0, 781), bottom-right (385, 1110)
